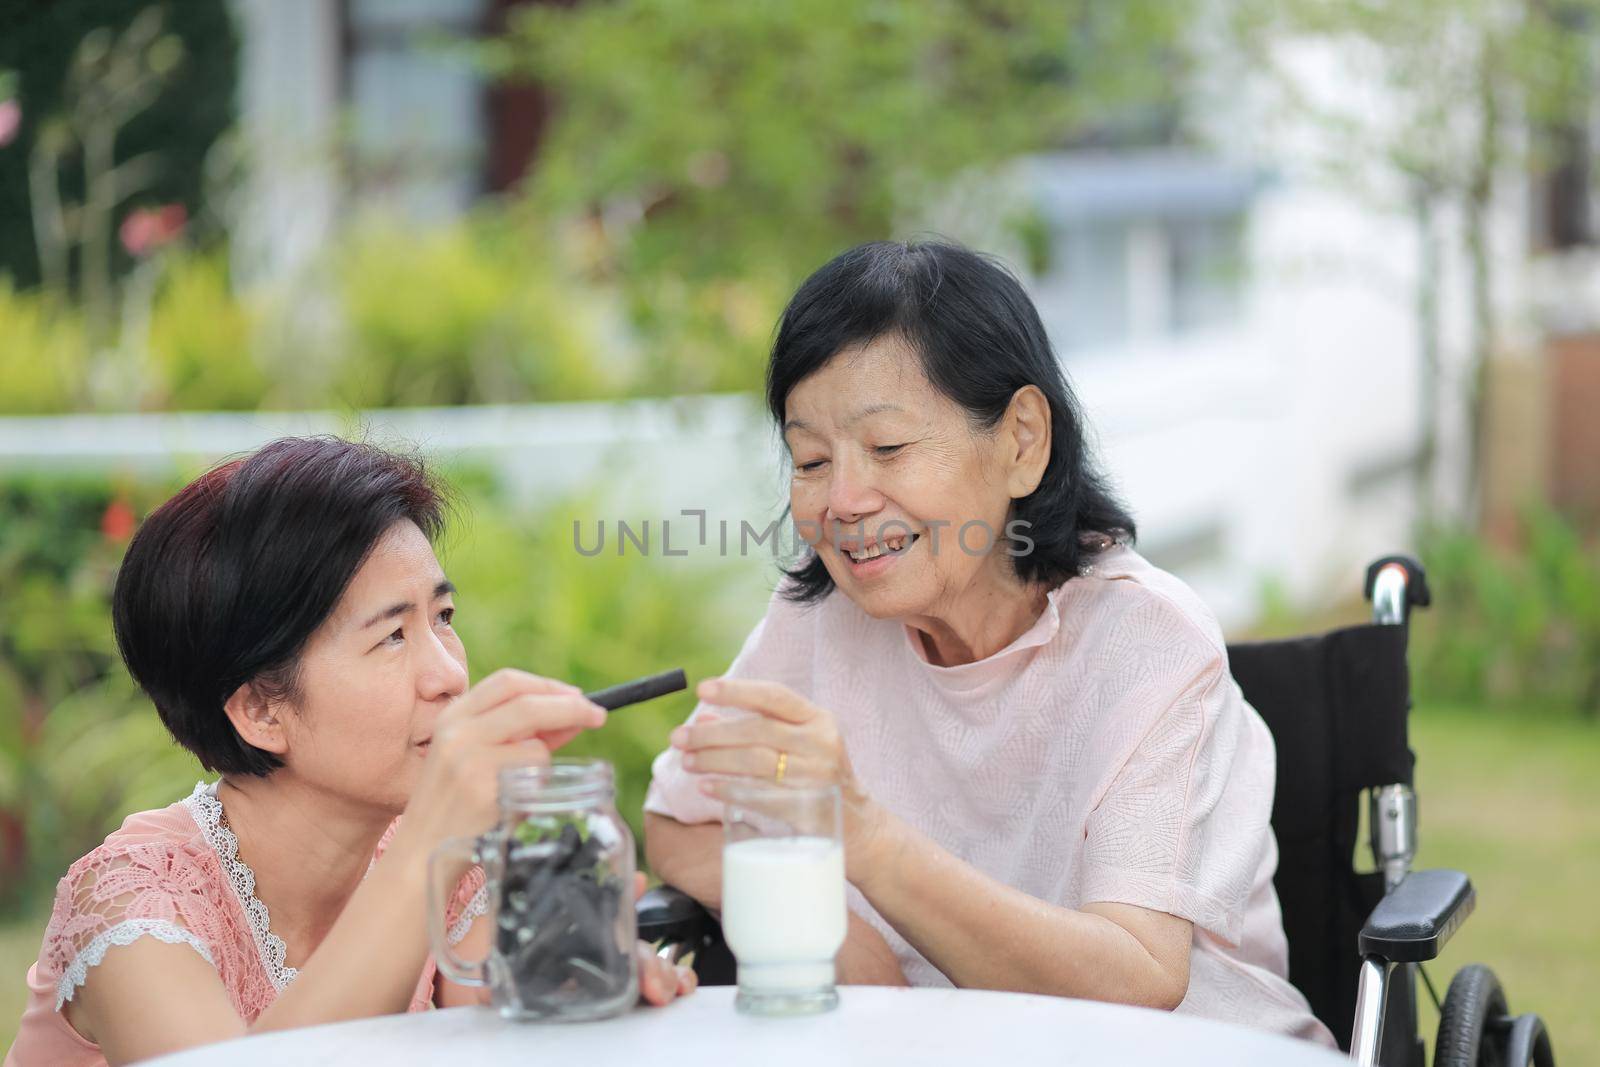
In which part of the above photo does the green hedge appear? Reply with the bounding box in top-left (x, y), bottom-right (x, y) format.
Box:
top-left (0, 471), bottom-right (194, 912)
top-left (0, 223), bottom-right (664, 415)
top-left (1411, 510), bottom-right (1600, 718)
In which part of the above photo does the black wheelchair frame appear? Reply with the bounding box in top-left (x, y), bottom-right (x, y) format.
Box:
top-left (637, 556), bottom-right (1557, 1067)
top-left (1338, 560), bottom-right (1553, 1067)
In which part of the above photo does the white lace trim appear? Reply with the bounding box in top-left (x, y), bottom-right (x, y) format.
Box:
top-left (446, 883), bottom-right (490, 946)
top-left (181, 781), bottom-right (299, 992)
top-left (54, 918), bottom-right (215, 1010)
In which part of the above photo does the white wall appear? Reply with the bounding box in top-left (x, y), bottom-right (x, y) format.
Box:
top-left (1063, 173), bottom-right (1427, 626)
top-left (0, 396), bottom-right (784, 517)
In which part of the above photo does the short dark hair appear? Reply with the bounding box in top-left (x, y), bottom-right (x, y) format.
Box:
top-left (766, 239), bottom-right (1135, 603)
top-left (112, 436), bottom-right (452, 777)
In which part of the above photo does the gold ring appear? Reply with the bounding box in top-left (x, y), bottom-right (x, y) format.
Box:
top-left (774, 750), bottom-right (788, 784)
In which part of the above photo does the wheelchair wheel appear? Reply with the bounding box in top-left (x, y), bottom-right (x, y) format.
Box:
top-left (1435, 964), bottom-right (1507, 1067)
top-left (1502, 1013), bottom-right (1555, 1067)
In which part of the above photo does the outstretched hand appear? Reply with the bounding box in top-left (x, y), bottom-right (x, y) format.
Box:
top-left (632, 873), bottom-right (697, 1006)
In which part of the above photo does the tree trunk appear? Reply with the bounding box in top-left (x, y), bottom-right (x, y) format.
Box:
top-left (81, 117), bottom-right (117, 357)
top-left (1413, 182), bottom-right (1443, 531)
top-left (1462, 34), bottom-right (1501, 529)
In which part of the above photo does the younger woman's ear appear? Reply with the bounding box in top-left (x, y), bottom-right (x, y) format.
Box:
top-left (1004, 385), bottom-right (1052, 499)
top-left (223, 682), bottom-right (289, 756)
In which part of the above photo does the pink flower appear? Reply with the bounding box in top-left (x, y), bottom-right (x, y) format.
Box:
top-left (119, 203), bottom-right (188, 258)
top-left (101, 498), bottom-right (136, 542)
top-left (0, 99), bottom-right (20, 148)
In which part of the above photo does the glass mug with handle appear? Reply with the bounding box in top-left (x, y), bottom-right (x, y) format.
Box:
top-left (721, 779), bottom-right (847, 1015)
top-left (427, 759), bottom-right (638, 1021)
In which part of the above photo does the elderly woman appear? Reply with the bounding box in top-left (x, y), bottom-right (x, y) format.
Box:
top-left (7, 438), bottom-right (695, 1067)
top-left (644, 240), bottom-right (1334, 1045)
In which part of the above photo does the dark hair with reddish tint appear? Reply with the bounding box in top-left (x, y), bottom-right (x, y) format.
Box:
top-left (112, 436), bottom-right (452, 777)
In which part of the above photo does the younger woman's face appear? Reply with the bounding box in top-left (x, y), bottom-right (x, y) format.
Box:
top-left (271, 520), bottom-right (469, 816)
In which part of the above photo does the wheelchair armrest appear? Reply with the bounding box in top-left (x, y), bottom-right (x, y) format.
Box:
top-left (637, 883), bottom-right (716, 943)
top-left (1358, 868), bottom-right (1475, 963)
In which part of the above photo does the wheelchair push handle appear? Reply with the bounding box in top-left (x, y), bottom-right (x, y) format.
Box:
top-left (1364, 555), bottom-right (1431, 625)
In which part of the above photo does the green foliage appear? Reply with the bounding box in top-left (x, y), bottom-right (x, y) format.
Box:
top-left (330, 220), bottom-right (619, 407)
top-left (0, 468), bottom-right (749, 916)
top-left (0, 250), bottom-right (268, 413)
top-left (1411, 508), bottom-right (1600, 716)
top-left (492, 0), bottom-right (1191, 391)
top-left (0, 474), bottom-right (151, 707)
top-left (501, 0), bottom-right (1187, 278)
top-left (143, 250), bottom-right (264, 410)
top-left (0, 471), bottom-right (198, 911)
top-left (0, 226), bottom-right (626, 414)
top-left (0, 281), bottom-right (86, 413)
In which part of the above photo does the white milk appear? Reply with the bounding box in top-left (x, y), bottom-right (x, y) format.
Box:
top-left (721, 836), bottom-right (847, 990)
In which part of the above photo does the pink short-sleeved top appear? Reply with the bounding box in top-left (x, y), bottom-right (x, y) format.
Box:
top-left (646, 545), bottom-right (1336, 1047)
top-left (5, 782), bottom-right (487, 1067)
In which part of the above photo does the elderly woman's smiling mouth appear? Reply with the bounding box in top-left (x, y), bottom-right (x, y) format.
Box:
top-left (836, 531), bottom-right (922, 575)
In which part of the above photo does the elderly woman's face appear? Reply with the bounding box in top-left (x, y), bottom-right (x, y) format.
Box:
top-left (269, 520), bottom-right (469, 812)
top-left (783, 335), bottom-right (1027, 621)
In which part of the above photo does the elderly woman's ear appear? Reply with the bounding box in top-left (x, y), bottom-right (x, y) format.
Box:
top-left (1002, 384), bottom-right (1053, 499)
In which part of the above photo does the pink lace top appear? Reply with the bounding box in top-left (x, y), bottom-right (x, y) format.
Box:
top-left (5, 782), bottom-right (487, 1067)
top-left (646, 545), bottom-right (1336, 1047)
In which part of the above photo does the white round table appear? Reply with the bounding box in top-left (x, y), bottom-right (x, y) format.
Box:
top-left (143, 986), bottom-right (1346, 1066)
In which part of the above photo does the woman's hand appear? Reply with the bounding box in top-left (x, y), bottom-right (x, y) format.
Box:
top-left (401, 669), bottom-right (606, 850)
top-left (630, 873), bottom-right (697, 1006)
top-left (635, 941), bottom-right (699, 1006)
top-left (669, 677), bottom-right (896, 879)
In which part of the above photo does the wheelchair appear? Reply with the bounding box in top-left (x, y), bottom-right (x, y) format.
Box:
top-left (637, 556), bottom-right (1557, 1067)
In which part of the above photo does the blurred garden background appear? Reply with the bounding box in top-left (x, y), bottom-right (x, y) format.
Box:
top-left (3, 0), bottom-right (1600, 1058)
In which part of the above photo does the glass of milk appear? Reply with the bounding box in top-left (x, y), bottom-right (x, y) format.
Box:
top-left (721, 780), bottom-right (847, 1016)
